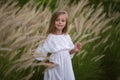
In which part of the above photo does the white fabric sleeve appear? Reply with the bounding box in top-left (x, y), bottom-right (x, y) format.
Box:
top-left (35, 43), bottom-right (48, 61)
top-left (34, 36), bottom-right (51, 61)
top-left (67, 34), bottom-right (75, 58)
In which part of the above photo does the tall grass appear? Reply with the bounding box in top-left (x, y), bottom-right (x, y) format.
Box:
top-left (0, 0), bottom-right (118, 80)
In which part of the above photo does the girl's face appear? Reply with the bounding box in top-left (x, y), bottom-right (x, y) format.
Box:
top-left (55, 14), bottom-right (67, 31)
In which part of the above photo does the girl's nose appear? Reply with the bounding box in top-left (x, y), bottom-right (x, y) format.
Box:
top-left (59, 20), bottom-right (62, 24)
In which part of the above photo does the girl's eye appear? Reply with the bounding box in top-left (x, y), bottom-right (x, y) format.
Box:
top-left (55, 18), bottom-right (66, 22)
top-left (56, 19), bottom-right (59, 21)
top-left (62, 19), bottom-right (65, 22)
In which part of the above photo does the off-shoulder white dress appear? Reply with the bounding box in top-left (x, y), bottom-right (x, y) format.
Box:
top-left (35, 33), bottom-right (75, 80)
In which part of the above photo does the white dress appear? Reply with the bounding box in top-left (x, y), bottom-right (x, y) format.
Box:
top-left (35, 33), bottom-right (75, 80)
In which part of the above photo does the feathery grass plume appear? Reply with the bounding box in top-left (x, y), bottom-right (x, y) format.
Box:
top-left (0, 0), bottom-right (51, 80)
top-left (0, 0), bottom-right (116, 80)
top-left (68, 1), bottom-right (114, 80)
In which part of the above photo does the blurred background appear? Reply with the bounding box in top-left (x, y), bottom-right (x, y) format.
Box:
top-left (0, 0), bottom-right (120, 80)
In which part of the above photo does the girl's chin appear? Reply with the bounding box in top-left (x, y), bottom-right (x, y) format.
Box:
top-left (56, 28), bottom-right (64, 30)
top-left (56, 26), bottom-right (64, 29)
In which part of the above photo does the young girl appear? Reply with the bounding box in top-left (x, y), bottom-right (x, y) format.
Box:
top-left (35, 11), bottom-right (81, 80)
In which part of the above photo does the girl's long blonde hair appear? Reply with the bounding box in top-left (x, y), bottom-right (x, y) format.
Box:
top-left (47, 11), bottom-right (68, 35)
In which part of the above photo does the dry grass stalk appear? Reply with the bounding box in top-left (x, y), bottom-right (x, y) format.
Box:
top-left (0, 0), bottom-right (115, 79)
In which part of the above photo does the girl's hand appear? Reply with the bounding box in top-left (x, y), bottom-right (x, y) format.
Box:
top-left (70, 42), bottom-right (82, 54)
top-left (74, 43), bottom-right (82, 52)
top-left (42, 62), bottom-right (58, 69)
top-left (42, 62), bottom-right (58, 73)
top-left (76, 42), bottom-right (82, 49)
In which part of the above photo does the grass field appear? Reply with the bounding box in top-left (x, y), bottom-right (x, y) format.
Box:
top-left (0, 0), bottom-right (120, 80)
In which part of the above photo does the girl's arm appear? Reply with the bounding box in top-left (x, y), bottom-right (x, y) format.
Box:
top-left (70, 43), bottom-right (82, 54)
